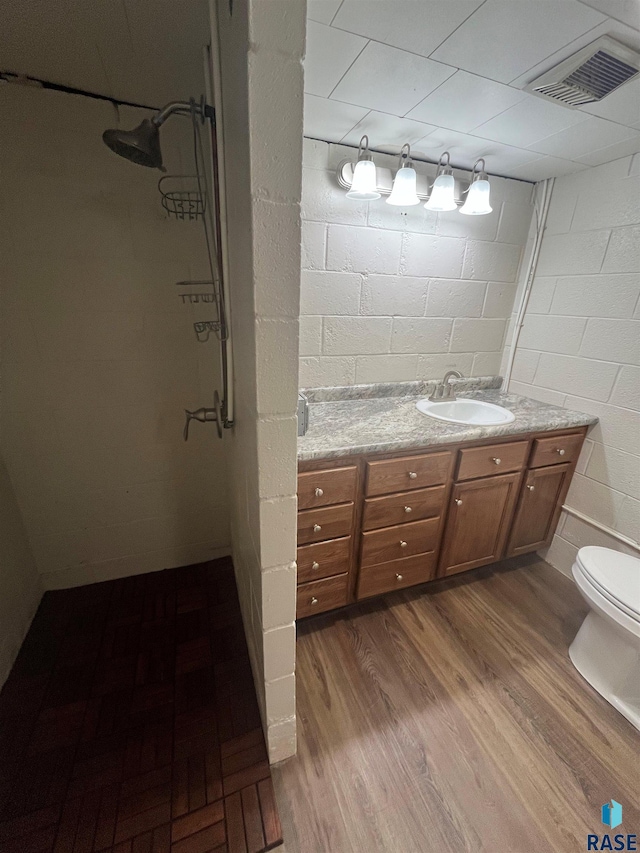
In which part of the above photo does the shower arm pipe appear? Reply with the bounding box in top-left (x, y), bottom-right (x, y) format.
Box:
top-left (205, 31), bottom-right (234, 427)
top-left (152, 100), bottom-right (212, 127)
top-left (502, 177), bottom-right (555, 388)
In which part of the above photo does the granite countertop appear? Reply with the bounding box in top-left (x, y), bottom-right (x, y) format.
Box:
top-left (297, 379), bottom-right (597, 462)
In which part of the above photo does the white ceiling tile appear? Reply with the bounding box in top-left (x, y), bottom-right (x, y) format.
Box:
top-left (304, 94), bottom-right (369, 141)
top-left (307, 0), bottom-right (343, 25)
top-left (330, 41), bottom-right (456, 116)
top-left (531, 115), bottom-right (640, 157)
top-left (412, 129), bottom-right (492, 170)
top-left (581, 77), bottom-right (640, 125)
top-left (406, 70), bottom-right (527, 133)
top-left (304, 21), bottom-right (367, 97)
top-left (431, 0), bottom-right (606, 84)
top-left (574, 134), bottom-right (640, 165)
top-left (578, 0), bottom-right (640, 29)
top-left (474, 95), bottom-right (588, 148)
top-left (341, 111), bottom-right (438, 150)
top-left (331, 0), bottom-right (484, 57)
top-left (508, 157), bottom-right (589, 181)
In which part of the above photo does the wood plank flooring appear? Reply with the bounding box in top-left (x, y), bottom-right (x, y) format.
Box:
top-left (273, 556), bottom-right (640, 853)
top-left (0, 558), bottom-right (282, 853)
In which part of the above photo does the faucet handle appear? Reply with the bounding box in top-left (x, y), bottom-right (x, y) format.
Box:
top-left (184, 391), bottom-right (224, 441)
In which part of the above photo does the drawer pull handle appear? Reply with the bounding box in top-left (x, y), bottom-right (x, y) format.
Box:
top-left (313, 524), bottom-right (322, 533)
top-left (492, 457), bottom-right (501, 465)
top-left (455, 498), bottom-right (463, 506)
top-left (404, 506), bottom-right (412, 513)
top-left (312, 561), bottom-right (320, 570)
top-left (315, 487), bottom-right (324, 497)
top-left (310, 597), bottom-right (318, 606)
top-left (527, 484), bottom-right (535, 491)
top-left (400, 540), bottom-right (408, 548)
top-left (408, 471), bottom-right (418, 479)
top-left (395, 573), bottom-right (403, 581)
top-left (556, 448), bottom-right (566, 456)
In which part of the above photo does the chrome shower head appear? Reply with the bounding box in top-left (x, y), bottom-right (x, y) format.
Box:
top-left (102, 118), bottom-right (164, 170)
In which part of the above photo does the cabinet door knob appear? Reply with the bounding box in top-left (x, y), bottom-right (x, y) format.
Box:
top-left (310, 596), bottom-right (318, 606)
top-left (315, 487), bottom-right (324, 497)
top-left (455, 498), bottom-right (463, 506)
top-left (404, 506), bottom-right (412, 513)
top-left (408, 471), bottom-right (418, 479)
top-left (527, 484), bottom-right (535, 491)
top-left (313, 523), bottom-right (322, 533)
top-left (395, 573), bottom-right (403, 581)
top-left (492, 457), bottom-right (501, 465)
top-left (556, 448), bottom-right (566, 456)
top-left (400, 540), bottom-right (408, 548)
top-left (312, 561), bottom-right (320, 570)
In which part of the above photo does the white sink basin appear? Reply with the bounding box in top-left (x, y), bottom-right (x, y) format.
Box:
top-left (416, 398), bottom-right (515, 426)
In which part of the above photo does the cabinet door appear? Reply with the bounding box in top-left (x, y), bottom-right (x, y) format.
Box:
top-left (507, 463), bottom-right (572, 557)
top-left (439, 472), bottom-right (521, 577)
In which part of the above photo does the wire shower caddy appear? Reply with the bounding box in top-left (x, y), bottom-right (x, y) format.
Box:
top-left (158, 175), bottom-right (206, 220)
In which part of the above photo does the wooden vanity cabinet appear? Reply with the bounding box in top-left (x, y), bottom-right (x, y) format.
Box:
top-left (296, 427), bottom-right (586, 619)
top-left (439, 472), bottom-right (521, 577)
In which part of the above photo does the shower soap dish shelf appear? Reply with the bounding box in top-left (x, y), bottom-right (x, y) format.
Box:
top-left (158, 175), bottom-right (205, 220)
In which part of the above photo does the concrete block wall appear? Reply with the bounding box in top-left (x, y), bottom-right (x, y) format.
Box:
top-left (0, 85), bottom-right (230, 590)
top-left (214, 0), bottom-right (303, 763)
top-left (299, 139), bottom-right (534, 386)
top-left (503, 154), bottom-right (640, 573)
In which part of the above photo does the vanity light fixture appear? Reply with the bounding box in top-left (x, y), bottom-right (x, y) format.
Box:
top-left (460, 158), bottom-right (492, 215)
top-left (424, 150), bottom-right (457, 212)
top-left (387, 143), bottom-right (420, 206)
top-left (346, 135), bottom-right (381, 200)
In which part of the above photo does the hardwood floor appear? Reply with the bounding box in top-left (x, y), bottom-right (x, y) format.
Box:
top-left (273, 556), bottom-right (639, 853)
top-left (0, 558), bottom-right (282, 853)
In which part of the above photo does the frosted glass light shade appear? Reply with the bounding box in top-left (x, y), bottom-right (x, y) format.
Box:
top-left (460, 178), bottom-right (492, 215)
top-left (346, 159), bottom-right (380, 200)
top-left (386, 166), bottom-right (419, 206)
top-left (425, 173), bottom-right (457, 211)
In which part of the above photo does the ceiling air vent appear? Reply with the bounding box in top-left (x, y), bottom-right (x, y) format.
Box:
top-left (525, 36), bottom-right (640, 107)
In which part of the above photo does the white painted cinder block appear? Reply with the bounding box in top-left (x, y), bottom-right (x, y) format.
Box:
top-left (355, 354), bottom-right (419, 384)
top-left (602, 225), bottom-right (640, 273)
top-left (482, 282), bottom-right (517, 318)
top-left (580, 319), bottom-right (640, 366)
top-left (327, 224), bottom-right (402, 275)
top-left (426, 279), bottom-right (487, 318)
top-left (299, 356), bottom-right (356, 388)
top-left (400, 233), bottom-right (465, 279)
top-left (450, 318), bottom-right (506, 353)
top-left (462, 240), bottom-right (521, 282)
top-left (301, 220), bottom-right (326, 270)
top-left (550, 274), bottom-right (638, 318)
top-left (518, 314), bottom-right (587, 355)
top-left (300, 270), bottom-right (362, 316)
top-left (536, 230), bottom-right (610, 276)
top-left (609, 366), bottom-right (640, 412)
top-left (533, 353), bottom-right (619, 401)
top-left (323, 316), bottom-right (392, 355)
top-left (298, 316), bottom-right (322, 356)
top-left (360, 275), bottom-right (428, 317)
top-left (391, 318), bottom-right (452, 354)
top-left (417, 353), bottom-right (474, 380)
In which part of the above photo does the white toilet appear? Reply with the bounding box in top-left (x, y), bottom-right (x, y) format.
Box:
top-left (570, 546), bottom-right (640, 730)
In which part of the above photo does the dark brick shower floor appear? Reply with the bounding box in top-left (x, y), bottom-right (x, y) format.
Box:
top-left (0, 557), bottom-right (282, 853)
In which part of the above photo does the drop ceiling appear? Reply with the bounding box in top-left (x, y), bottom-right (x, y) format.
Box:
top-left (305, 0), bottom-right (640, 180)
top-left (0, 0), bottom-right (210, 107)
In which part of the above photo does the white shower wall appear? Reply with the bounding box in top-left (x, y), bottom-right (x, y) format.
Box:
top-left (299, 139), bottom-right (535, 387)
top-left (0, 85), bottom-right (230, 589)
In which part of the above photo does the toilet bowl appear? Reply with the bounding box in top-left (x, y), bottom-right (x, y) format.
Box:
top-left (569, 546), bottom-right (640, 730)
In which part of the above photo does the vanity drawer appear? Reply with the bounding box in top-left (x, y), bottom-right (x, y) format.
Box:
top-left (362, 485), bottom-right (446, 531)
top-left (297, 465), bottom-right (357, 510)
top-left (360, 517), bottom-right (440, 568)
top-left (357, 552), bottom-right (437, 600)
top-left (297, 503), bottom-right (354, 545)
top-left (529, 433), bottom-right (583, 468)
top-left (297, 536), bottom-right (351, 584)
top-left (297, 573), bottom-right (349, 619)
top-left (365, 451), bottom-right (452, 497)
top-left (457, 441), bottom-right (528, 481)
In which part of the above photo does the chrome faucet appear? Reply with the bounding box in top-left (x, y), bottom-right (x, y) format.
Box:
top-left (428, 370), bottom-right (463, 401)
